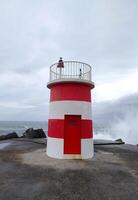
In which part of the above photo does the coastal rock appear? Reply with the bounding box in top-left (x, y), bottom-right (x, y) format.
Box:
top-left (0, 132), bottom-right (19, 140)
top-left (115, 138), bottom-right (124, 143)
top-left (6, 132), bottom-right (19, 139)
top-left (0, 135), bottom-right (6, 140)
top-left (23, 128), bottom-right (46, 139)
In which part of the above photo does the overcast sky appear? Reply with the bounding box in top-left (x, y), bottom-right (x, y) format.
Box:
top-left (0, 0), bottom-right (138, 121)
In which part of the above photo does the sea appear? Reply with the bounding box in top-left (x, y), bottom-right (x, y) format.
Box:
top-left (0, 121), bottom-right (137, 145)
top-left (0, 121), bottom-right (112, 139)
top-left (0, 121), bottom-right (48, 136)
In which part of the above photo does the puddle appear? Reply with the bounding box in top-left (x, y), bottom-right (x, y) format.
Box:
top-left (0, 142), bottom-right (11, 150)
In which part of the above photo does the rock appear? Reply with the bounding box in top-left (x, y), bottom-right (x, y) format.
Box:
top-left (34, 129), bottom-right (46, 138)
top-left (0, 132), bottom-right (18, 140)
top-left (0, 135), bottom-right (6, 140)
top-left (115, 138), bottom-right (124, 143)
top-left (23, 128), bottom-right (34, 138)
top-left (6, 132), bottom-right (19, 139)
top-left (23, 128), bottom-right (46, 139)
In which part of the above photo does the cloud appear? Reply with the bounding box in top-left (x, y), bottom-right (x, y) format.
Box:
top-left (0, 0), bottom-right (138, 73)
top-left (0, 0), bottom-right (63, 73)
top-left (94, 69), bottom-right (138, 102)
top-left (0, 0), bottom-right (138, 120)
top-left (0, 68), bottom-right (49, 120)
top-left (93, 93), bottom-right (138, 144)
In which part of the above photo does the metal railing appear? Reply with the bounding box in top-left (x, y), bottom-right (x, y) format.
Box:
top-left (49, 61), bottom-right (92, 82)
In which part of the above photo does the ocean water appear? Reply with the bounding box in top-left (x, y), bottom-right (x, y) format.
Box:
top-left (0, 121), bottom-right (112, 139)
top-left (0, 121), bottom-right (48, 136)
top-left (0, 121), bottom-right (137, 145)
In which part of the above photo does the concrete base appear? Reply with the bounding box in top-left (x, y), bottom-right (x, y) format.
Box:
top-left (0, 138), bottom-right (138, 200)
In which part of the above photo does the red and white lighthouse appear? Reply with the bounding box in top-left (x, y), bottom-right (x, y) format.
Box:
top-left (47, 58), bottom-right (95, 159)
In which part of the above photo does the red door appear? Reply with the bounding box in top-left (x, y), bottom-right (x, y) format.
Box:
top-left (64, 115), bottom-right (81, 154)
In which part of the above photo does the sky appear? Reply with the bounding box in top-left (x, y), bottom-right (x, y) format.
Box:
top-left (0, 0), bottom-right (138, 121)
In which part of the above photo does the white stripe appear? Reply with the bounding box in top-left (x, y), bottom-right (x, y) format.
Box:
top-left (47, 137), bottom-right (64, 159)
top-left (49, 101), bottom-right (92, 120)
top-left (46, 137), bottom-right (94, 159)
top-left (81, 138), bottom-right (94, 159)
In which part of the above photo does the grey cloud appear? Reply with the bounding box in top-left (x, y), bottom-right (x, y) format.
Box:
top-left (0, 0), bottom-right (138, 74)
top-left (93, 93), bottom-right (138, 123)
top-left (0, 0), bottom-right (138, 120)
top-left (0, 0), bottom-right (63, 73)
top-left (93, 93), bottom-right (138, 144)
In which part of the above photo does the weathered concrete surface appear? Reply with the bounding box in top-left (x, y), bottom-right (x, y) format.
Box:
top-left (0, 139), bottom-right (138, 200)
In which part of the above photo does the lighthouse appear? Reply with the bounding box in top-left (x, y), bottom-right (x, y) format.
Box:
top-left (47, 58), bottom-right (95, 159)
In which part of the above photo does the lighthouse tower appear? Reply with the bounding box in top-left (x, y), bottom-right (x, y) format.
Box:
top-left (47, 58), bottom-right (95, 159)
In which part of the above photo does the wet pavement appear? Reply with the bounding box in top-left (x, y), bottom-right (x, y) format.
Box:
top-left (0, 139), bottom-right (138, 200)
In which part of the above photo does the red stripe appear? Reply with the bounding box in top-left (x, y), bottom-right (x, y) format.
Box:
top-left (82, 119), bottom-right (93, 138)
top-left (48, 119), bottom-right (93, 139)
top-left (48, 119), bottom-right (64, 138)
top-left (50, 83), bottom-right (91, 102)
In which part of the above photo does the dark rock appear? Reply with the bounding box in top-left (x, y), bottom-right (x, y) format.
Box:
top-left (115, 138), bottom-right (124, 143)
top-left (6, 132), bottom-right (19, 139)
top-left (0, 132), bottom-right (18, 140)
top-left (23, 128), bottom-right (33, 138)
top-left (34, 129), bottom-right (46, 138)
top-left (23, 128), bottom-right (46, 139)
top-left (0, 135), bottom-right (6, 140)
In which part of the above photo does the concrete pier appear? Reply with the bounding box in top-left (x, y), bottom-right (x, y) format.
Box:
top-left (0, 139), bottom-right (138, 200)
